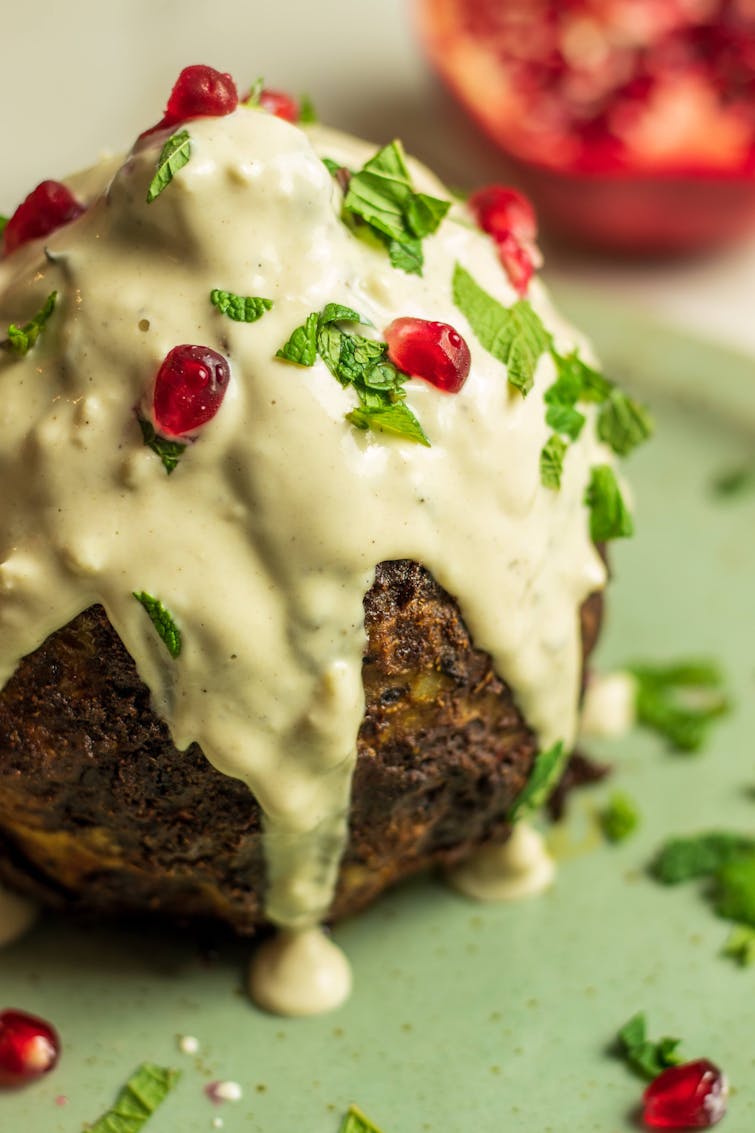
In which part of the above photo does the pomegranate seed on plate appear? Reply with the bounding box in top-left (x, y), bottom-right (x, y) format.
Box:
top-left (0, 1009), bottom-right (60, 1088)
top-left (153, 344), bottom-right (231, 438)
top-left (385, 317), bottom-right (471, 393)
top-left (643, 1059), bottom-right (728, 1129)
top-left (3, 180), bottom-right (84, 255)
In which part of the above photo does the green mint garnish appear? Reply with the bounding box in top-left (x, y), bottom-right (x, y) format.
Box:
top-left (277, 304), bottom-right (429, 445)
top-left (651, 832), bottom-right (755, 884)
top-left (617, 1013), bottom-right (684, 1082)
top-left (87, 1062), bottom-right (181, 1133)
top-left (712, 463), bottom-right (755, 498)
top-left (714, 853), bottom-right (755, 926)
top-left (210, 289), bottom-right (273, 323)
top-left (509, 740), bottom-right (567, 820)
top-left (629, 659), bottom-right (730, 753)
top-left (137, 417), bottom-right (186, 475)
top-left (298, 93), bottom-right (318, 123)
top-left (599, 791), bottom-right (640, 843)
top-left (584, 464), bottom-right (634, 541)
top-left (452, 263), bottom-right (549, 396)
top-left (322, 156), bottom-right (343, 177)
top-left (540, 434), bottom-right (568, 490)
top-left (597, 387), bottom-right (654, 457)
top-left (0, 215), bottom-right (7, 239)
top-left (340, 140), bottom-right (450, 276)
top-left (243, 76), bottom-right (265, 108)
top-left (133, 592), bottom-right (182, 658)
top-left (3, 290), bottom-right (58, 356)
top-left (147, 130), bottom-right (191, 203)
top-left (723, 924), bottom-right (755, 966)
top-left (339, 1105), bottom-right (386, 1133)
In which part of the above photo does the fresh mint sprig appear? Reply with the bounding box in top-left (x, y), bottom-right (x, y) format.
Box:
top-left (617, 1013), bottom-right (684, 1081)
top-left (210, 289), bottom-right (273, 323)
top-left (87, 1062), bottom-right (181, 1133)
top-left (133, 592), bottom-right (182, 658)
top-left (585, 464), bottom-right (634, 541)
top-left (336, 141), bottom-right (450, 276)
top-left (277, 304), bottom-right (429, 445)
top-left (629, 659), bottom-right (730, 753)
top-left (2, 290), bottom-right (58, 356)
top-left (147, 130), bottom-right (191, 203)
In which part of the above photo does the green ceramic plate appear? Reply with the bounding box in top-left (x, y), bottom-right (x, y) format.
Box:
top-left (0, 295), bottom-right (753, 1133)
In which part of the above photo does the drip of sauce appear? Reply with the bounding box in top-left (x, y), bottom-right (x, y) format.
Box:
top-left (249, 927), bottom-right (352, 1016)
top-left (447, 822), bottom-right (555, 901)
top-left (0, 886), bottom-right (39, 947)
top-left (0, 110), bottom-right (613, 1011)
top-left (580, 670), bottom-right (637, 738)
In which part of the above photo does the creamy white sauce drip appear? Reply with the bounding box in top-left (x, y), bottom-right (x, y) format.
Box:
top-left (580, 670), bottom-right (637, 739)
top-left (447, 822), bottom-right (555, 901)
top-left (0, 111), bottom-right (611, 1010)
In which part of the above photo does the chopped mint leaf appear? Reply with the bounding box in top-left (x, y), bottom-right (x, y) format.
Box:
top-left (651, 832), bottom-right (755, 885)
top-left (133, 592), bottom-right (182, 659)
top-left (277, 304), bottom-right (430, 444)
top-left (714, 853), bottom-right (755, 926)
top-left (551, 347), bottom-right (611, 403)
top-left (298, 93), bottom-right (318, 123)
top-left (341, 140), bottom-right (449, 276)
top-left (509, 740), bottom-right (568, 820)
top-left (617, 1013), bottom-right (684, 1081)
top-left (629, 659), bottom-right (730, 753)
top-left (4, 290), bottom-right (58, 356)
top-left (276, 311), bottom-right (319, 366)
top-left (87, 1062), bottom-right (181, 1133)
top-left (598, 388), bottom-right (654, 457)
top-left (340, 1104), bottom-right (385, 1133)
top-left (712, 463), bottom-right (755, 498)
top-left (243, 77), bottom-right (264, 108)
top-left (584, 464), bottom-right (634, 541)
top-left (452, 263), bottom-right (549, 396)
top-left (347, 402), bottom-right (430, 446)
top-left (146, 129), bottom-right (191, 203)
top-left (545, 401), bottom-right (585, 441)
top-left (322, 156), bottom-right (343, 177)
top-left (137, 417), bottom-right (186, 474)
top-left (600, 791), bottom-right (640, 843)
top-left (210, 289), bottom-right (273, 323)
top-left (723, 924), bottom-right (755, 966)
top-left (540, 434), bottom-right (567, 490)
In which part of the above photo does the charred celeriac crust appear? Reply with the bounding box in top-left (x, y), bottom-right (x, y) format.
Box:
top-left (0, 559), bottom-right (601, 934)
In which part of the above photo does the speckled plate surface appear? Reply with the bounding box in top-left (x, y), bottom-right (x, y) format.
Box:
top-left (0, 296), bottom-right (752, 1132)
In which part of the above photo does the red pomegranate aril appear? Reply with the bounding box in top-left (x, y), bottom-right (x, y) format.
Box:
top-left (468, 185), bottom-right (537, 296)
top-left (0, 1009), bottom-right (60, 1088)
top-left (258, 88), bottom-right (299, 123)
top-left (468, 185), bottom-right (537, 245)
top-left (385, 317), bottom-right (471, 394)
top-left (139, 65), bottom-right (238, 141)
top-left (3, 180), bottom-right (84, 255)
top-left (153, 344), bottom-right (231, 437)
top-left (643, 1059), bottom-right (728, 1129)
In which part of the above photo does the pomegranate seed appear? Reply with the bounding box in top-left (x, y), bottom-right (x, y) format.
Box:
top-left (643, 1059), bottom-right (728, 1129)
top-left (385, 317), bottom-right (471, 394)
top-left (139, 65), bottom-right (238, 140)
top-left (3, 180), bottom-right (84, 255)
top-left (0, 1009), bottom-right (60, 1088)
top-left (468, 185), bottom-right (537, 296)
top-left (153, 344), bottom-right (231, 437)
top-left (257, 88), bottom-right (299, 123)
top-left (468, 185), bottom-right (537, 244)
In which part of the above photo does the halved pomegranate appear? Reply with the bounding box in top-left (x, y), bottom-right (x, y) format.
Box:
top-left (417, 0), bottom-right (755, 253)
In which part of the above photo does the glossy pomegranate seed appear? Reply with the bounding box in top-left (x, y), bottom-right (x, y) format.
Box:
top-left (139, 65), bottom-right (238, 141)
top-left (643, 1059), bottom-right (728, 1129)
top-left (468, 185), bottom-right (537, 296)
top-left (258, 88), bottom-right (299, 123)
top-left (0, 1009), bottom-right (60, 1088)
top-left (385, 317), bottom-right (471, 393)
top-left (3, 180), bottom-right (84, 255)
top-left (153, 344), bottom-right (231, 437)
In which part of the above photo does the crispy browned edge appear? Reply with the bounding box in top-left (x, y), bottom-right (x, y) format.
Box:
top-left (0, 560), bottom-right (602, 934)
